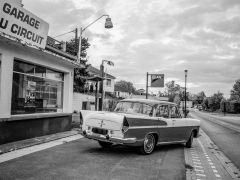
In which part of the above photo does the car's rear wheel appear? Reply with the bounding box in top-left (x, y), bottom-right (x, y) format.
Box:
top-left (186, 131), bottom-right (194, 148)
top-left (140, 134), bottom-right (155, 155)
top-left (98, 141), bottom-right (113, 148)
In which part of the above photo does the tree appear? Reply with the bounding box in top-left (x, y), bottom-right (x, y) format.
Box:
top-left (208, 91), bottom-right (224, 111)
top-left (202, 97), bottom-right (209, 110)
top-left (192, 91), bottom-right (206, 106)
top-left (230, 79), bottom-right (240, 102)
top-left (114, 80), bottom-right (136, 94)
top-left (66, 37), bottom-right (91, 92)
top-left (165, 81), bottom-right (188, 102)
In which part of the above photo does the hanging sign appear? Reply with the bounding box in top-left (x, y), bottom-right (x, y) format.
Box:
top-left (150, 74), bottom-right (164, 87)
top-left (0, 0), bottom-right (49, 49)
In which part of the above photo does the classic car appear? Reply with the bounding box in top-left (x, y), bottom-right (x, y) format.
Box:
top-left (80, 99), bottom-right (200, 155)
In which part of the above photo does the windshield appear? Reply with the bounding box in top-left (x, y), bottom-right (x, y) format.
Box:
top-left (114, 101), bottom-right (153, 116)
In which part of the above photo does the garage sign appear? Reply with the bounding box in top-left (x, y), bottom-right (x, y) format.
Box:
top-left (0, 0), bottom-right (49, 49)
top-left (150, 74), bottom-right (164, 87)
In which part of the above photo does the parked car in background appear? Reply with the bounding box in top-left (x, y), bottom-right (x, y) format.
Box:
top-left (80, 99), bottom-right (200, 155)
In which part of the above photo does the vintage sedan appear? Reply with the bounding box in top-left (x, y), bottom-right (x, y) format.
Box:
top-left (80, 99), bottom-right (200, 155)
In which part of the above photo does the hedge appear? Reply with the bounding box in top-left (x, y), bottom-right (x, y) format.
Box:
top-left (220, 100), bottom-right (240, 113)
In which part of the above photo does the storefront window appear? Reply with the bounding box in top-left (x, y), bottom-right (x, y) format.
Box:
top-left (11, 60), bottom-right (64, 114)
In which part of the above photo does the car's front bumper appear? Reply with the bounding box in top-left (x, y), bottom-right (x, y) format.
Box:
top-left (82, 130), bottom-right (137, 145)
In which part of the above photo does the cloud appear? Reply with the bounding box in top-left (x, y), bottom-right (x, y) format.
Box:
top-left (22, 0), bottom-right (240, 97)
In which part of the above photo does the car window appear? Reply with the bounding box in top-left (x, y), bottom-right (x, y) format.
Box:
top-left (114, 102), bottom-right (153, 116)
top-left (142, 104), bottom-right (153, 116)
top-left (114, 102), bottom-right (131, 112)
top-left (132, 103), bottom-right (142, 113)
top-left (170, 106), bottom-right (181, 118)
top-left (156, 105), bottom-right (169, 118)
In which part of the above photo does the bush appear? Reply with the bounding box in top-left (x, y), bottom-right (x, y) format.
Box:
top-left (220, 100), bottom-right (240, 113)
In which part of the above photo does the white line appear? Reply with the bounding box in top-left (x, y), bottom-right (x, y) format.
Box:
top-left (0, 134), bottom-right (83, 163)
top-left (192, 156), bottom-right (200, 161)
top-left (197, 138), bottom-right (206, 153)
top-left (194, 165), bottom-right (203, 168)
top-left (192, 159), bottom-right (200, 161)
top-left (193, 162), bottom-right (202, 165)
top-left (194, 169), bottom-right (204, 172)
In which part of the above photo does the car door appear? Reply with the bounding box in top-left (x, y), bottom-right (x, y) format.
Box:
top-left (155, 104), bottom-right (176, 143)
top-left (170, 105), bottom-right (191, 141)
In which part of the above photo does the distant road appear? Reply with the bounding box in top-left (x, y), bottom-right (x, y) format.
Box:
top-left (190, 110), bottom-right (240, 170)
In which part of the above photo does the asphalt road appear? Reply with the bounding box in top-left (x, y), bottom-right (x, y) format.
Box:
top-left (190, 110), bottom-right (240, 170)
top-left (0, 138), bottom-right (186, 180)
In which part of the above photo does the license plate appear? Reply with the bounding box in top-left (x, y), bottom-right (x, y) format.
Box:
top-left (92, 128), bottom-right (108, 135)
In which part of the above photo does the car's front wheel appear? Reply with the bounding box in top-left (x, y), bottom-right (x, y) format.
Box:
top-left (140, 134), bottom-right (155, 155)
top-left (98, 141), bottom-right (113, 148)
top-left (186, 131), bottom-right (194, 148)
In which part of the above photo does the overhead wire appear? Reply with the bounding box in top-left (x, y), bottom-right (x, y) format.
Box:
top-left (53, 30), bottom-right (75, 38)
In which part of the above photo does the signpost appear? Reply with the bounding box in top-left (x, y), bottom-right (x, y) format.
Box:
top-left (0, 0), bottom-right (49, 49)
top-left (146, 73), bottom-right (164, 99)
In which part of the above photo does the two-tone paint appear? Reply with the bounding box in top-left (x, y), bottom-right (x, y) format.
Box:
top-left (80, 99), bottom-right (200, 148)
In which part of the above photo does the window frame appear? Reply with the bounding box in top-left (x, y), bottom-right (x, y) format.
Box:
top-left (155, 104), bottom-right (170, 118)
top-left (11, 59), bottom-right (64, 115)
top-left (169, 105), bottom-right (182, 118)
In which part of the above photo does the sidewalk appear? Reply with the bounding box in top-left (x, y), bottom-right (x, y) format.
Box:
top-left (194, 109), bottom-right (240, 120)
top-left (185, 129), bottom-right (240, 180)
top-left (0, 128), bottom-right (81, 155)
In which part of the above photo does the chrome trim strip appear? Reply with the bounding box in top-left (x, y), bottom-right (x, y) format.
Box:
top-left (128, 126), bottom-right (159, 129)
top-left (128, 125), bottom-right (199, 129)
top-left (157, 140), bottom-right (186, 145)
top-left (84, 131), bottom-right (137, 144)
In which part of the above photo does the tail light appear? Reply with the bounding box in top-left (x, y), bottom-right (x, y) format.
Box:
top-left (122, 116), bottom-right (129, 133)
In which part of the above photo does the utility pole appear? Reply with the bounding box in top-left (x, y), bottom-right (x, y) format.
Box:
top-left (99, 63), bottom-right (104, 111)
top-left (184, 70), bottom-right (188, 118)
top-left (146, 72), bottom-right (149, 99)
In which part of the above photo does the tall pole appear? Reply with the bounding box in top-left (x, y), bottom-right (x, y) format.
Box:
top-left (146, 72), bottom-right (149, 99)
top-left (184, 70), bottom-right (188, 118)
top-left (95, 82), bottom-right (98, 111)
top-left (77, 27), bottom-right (83, 63)
top-left (99, 63), bottom-right (104, 111)
top-left (75, 28), bottom-right (78, 45)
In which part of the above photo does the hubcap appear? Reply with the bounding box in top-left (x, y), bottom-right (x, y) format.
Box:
top-left (144, 134), bottom-right (155, 153)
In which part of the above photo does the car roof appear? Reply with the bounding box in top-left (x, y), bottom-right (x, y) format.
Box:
top-left (120, 98), bottom-right (176, 106)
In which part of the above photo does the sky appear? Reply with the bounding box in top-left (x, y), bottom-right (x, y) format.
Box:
top-left (22, 0), bottom-right (240, 98)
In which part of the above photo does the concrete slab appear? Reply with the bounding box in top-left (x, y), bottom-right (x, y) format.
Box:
top-left (185, 129), bottom-right (240, 180)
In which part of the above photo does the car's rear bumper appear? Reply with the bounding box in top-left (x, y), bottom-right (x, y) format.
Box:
top-left (82, 130), bottom-right (138, 145)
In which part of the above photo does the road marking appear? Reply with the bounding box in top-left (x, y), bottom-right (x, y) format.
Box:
top-left (0, 134), bottom-right (83, 163)
top-left (192, 159), bottom-right (200, 161)
top-left (194, 169), bottom-right (204, 172)
top-left (194, 165), bottom-right (203, 168)
top-left (193, 162), bottom-right (202, 165)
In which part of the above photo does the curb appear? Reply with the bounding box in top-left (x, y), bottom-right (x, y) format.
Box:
top-left (185, 129), bottom-right (240, 180)
top-left (0, 128), bottom-right (81, 155)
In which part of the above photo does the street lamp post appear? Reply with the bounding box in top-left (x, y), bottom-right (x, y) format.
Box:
top-left (99, 60), bottom-right (114, 111)
top-left (77, 15), bottom-right (113, 62)
top-left (184, 70), bottom-right (188, 118)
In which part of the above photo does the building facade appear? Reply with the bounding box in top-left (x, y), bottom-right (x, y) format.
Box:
top-left (0, 0), bottom-right (81, 144)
